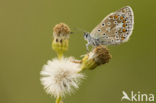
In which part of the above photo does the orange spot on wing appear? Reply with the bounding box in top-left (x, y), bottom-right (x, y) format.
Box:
top-left (120, 16), bottom-right (124, 20)
top-left (122, 20), bottom-right (126, 23)
top-left (114, 15), bottom-right (118, 19)
top-left (122, 29), bottom-right (126, 32)
top-left (123, 24), bottom-right (126, 27)
top-left (121, 36), bottom-right (125, 40)
top-left (109, 15), bottom-right (113, 18)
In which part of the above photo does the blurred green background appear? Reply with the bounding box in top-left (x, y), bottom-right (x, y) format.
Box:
top-left (0, 0), bottom-right (156, 103)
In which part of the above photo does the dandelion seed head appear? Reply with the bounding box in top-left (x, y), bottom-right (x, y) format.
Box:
top-left (40, 58), bottom-right (84, 97)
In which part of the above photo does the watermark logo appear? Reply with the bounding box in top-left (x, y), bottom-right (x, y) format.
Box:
top-left (121, 91), bottom-right (154, 102)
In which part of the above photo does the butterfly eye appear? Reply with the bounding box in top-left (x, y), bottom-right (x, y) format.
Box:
top-left (84, 33), bottom-right (89, 39)
top-left (98, 29), bottom-right (101, 32)
top-left (102, 23), bottom-right (105, 26)
top-left (84, 33), bottom-right (88, 38)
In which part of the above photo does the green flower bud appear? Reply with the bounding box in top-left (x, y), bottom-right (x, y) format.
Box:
top-left (52, 23), bottom-right (70, 59)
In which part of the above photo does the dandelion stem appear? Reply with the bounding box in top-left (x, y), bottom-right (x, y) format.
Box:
top-left (55, 96), bottom-right (62, 103)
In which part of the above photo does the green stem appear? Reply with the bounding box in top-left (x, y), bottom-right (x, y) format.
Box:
top-left (55, 96), bottom-right (62, 103)
top-left (57, 52), bottom-right (63, 60)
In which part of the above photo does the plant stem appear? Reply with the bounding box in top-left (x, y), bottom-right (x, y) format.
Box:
top-left (57, 52), bottom-right (63, 60)
top-left (55, 96), bottom-right (61, 103)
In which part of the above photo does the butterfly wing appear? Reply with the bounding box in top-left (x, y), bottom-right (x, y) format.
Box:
top-left (90, 6), bottom-right (134, 45)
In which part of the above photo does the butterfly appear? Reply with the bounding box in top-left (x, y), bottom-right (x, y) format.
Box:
top-left (84, 6), bottom-right (134, 50)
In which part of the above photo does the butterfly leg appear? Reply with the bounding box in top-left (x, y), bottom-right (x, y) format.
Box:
top-left (92, 39), bottom-right (99, 47)
top-left (86, 43), bottom-right (90, 51)
top-left (94, 39), bottom-right (100, 46)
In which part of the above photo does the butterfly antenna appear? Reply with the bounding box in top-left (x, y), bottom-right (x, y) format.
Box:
top-left (71, 25), bottom-right (88, 34)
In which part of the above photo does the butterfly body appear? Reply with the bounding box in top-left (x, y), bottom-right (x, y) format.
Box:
top-left (84, 6), bottom-right (134, 50)
top-left (84, 32), bottom-right (101, 50)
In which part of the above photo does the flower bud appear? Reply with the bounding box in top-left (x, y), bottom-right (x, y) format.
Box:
top-left (81, 46), bottom-right (112, 70)
top-left (52, 23), bottom-right (71, 59)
